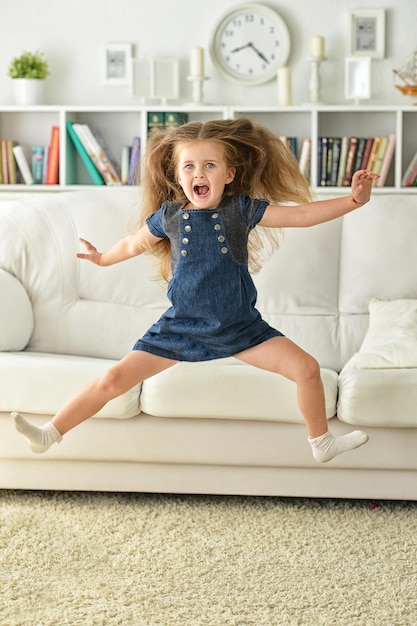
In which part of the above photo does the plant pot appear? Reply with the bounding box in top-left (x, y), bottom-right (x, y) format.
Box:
top-left (12, 78), bottom-right (45, 105)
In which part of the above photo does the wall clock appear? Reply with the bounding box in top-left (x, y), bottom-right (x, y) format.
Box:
top-left (209, 3), bottom-right (291, 85)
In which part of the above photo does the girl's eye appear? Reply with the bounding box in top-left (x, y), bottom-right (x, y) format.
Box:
top-left (205, 162), bottom-right (215, 169)
top-left (185, 164), bottom-right (194, 170)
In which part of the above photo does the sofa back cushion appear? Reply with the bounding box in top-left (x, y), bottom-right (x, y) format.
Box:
top-left (0, 189), bottom-right (169, 360)
top-left (338, 195), bottom-right (417, 363)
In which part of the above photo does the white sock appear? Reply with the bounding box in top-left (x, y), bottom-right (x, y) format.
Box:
top-left (309, 429), bottom-right (369, 463)
top-left (11, 412), bottom-right (62, 454)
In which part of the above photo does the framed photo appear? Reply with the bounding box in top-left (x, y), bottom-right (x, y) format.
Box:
top-left (349, 9), bottom-right (386, 59)
top-left (345, 57), bottom-right (371, 102)
top-left (102, 43), bottom-right (132, 86)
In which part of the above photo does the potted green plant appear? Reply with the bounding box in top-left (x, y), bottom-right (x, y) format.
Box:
top-left (8, 50), bottom-right (50, 105)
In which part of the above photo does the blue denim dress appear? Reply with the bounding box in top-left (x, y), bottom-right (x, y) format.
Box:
top-left (133, 193), bottom-right (283, 361)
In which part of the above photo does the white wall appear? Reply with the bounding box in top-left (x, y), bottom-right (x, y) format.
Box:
top-left (1, 0), bottom-right (415, 106)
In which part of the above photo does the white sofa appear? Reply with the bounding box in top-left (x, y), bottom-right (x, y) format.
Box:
top-left (1, 188), bottom-right (416, 500)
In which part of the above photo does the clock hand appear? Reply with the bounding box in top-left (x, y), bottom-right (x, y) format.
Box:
top-left (248, 42), bottom-right (270, 64)
top-left (230, 43), bottom-right (252, 53)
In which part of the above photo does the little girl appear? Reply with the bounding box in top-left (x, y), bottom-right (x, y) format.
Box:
top-left (12, 118), bottom-right (378, 462)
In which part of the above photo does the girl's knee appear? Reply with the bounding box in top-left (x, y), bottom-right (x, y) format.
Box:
top-left (299, 354), bottom-right (321, 383)
top-left (96, 366), bottom-right (124, 399)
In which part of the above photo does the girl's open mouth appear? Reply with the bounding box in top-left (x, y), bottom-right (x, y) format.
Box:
top-left (194, 185), bottom-right (209, 196)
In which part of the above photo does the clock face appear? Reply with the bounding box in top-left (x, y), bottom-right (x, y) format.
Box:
top-left (210, 4), bottom-right (291, 85)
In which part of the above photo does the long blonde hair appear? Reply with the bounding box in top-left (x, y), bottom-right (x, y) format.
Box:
top-left (138, 117), bottom-right (311, 281)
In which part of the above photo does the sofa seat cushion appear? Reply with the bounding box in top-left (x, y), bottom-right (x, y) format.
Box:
top-left (140, 358), bottom-right (338, 423)
top-left (338, 366), bottom-right (417, 427)
top-left (0, 352), bottom-right (141, 419)
top-left (0, 270), bottom-right (34, 351)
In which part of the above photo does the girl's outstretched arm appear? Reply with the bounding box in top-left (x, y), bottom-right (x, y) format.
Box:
top-left (259, 169), bottom-right (379, 229)
top-left (77, 224), bottom-right (162, 266)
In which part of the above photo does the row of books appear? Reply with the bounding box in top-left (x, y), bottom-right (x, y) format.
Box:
top-left (68, 113), bottom-right (190, 186)
top-left (147, 112), bottom-right (189, 137)
top-left (282, 135), bottom-right (397, 188)
top-left (0, 126), bottom-right (60, 185)
top-left (316, 135), bottom-right (396, 188)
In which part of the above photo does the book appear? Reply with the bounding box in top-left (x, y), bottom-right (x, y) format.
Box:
top-left (1, 140), bottom-right (9, 184)
top-left (371, 137), bottom-right (388, 177)
top-left (353, 138), bottom-right (366, 172)
top-left (329, 137), bottom-right (341, 186)
top-left (147, 112), bottom-right (165, 137)
top-left (298, 138), bottom-right (311, 179)
top-left (45, 126), bottom-right (60, 184)
top-left (164, 112), bottom-right (189, 128)
top-left (128, 137), bottom-right (141, 185)
top-left (376, 134), bottom-right (396, 187)
top-left (401, 148), bottom-right (417, 187)
top-left (66, 121), bottom-right (105, 185)
top-left (12, 145), bottom-right (34, 184)
top-left (325, 136), bottom-right (334, 185)
top-left (342, 137), bottom-right (359, 186)
top-left (147, 112), bottom-right (189, 137)
top-left (318, 137), bottom-right (328, 186)
top-left (359, 138), bottom-right (374, 171)
top-left (42, 147), bottom-right (49, 183)
top-left (6, 140), bottom-right (17, 184)
top-left (121, 146), bottom-right (131, 185)
top-left (406, 161), bottom-right (417, 187)
top-left (74, 123), bottom-right (121, 185)
top-left (32, 145), bottom-right (45, 184)
top-left (336, 137), bottom-right (349, 187)
top-left (365, 137), bottom-right (382, 172)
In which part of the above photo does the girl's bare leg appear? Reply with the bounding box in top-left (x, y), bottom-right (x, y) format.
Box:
top-left (235, 337), bottom-right (368, 462)
top-left (12, 351), bottom-right (177, 453)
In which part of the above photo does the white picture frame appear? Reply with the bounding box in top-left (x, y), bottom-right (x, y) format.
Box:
top-left (349, 9), bottom-right (386, 59)
top-left (101, 43), bottom-right (133, 86)
top-left (345, 57), bottom-right (371, 103)
top-left (149, 59), bottom-right (180, 104)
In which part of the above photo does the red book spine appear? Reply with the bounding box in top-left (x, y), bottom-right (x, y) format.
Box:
top-left (45, 126), bottom-right (60, 184)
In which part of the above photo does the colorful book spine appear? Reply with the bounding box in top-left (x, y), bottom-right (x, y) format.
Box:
top-left (45, 126), bottom-right (60, 184)
top-left (121, 146), bottom-right (131, 185)
top-left (318, 137), bottom-right (328, 186)
top-left (66, 121), bottom-right (105, 185)
top-left (336, 137), bottom-right (349, 187)
top-left (365, 137), bottom-right (381, 172)
top-left (128, 137), bottom-right (141, 185)
top-left (1, 140), bottom-right (9, 184)
top-left (76, 124), bottom-right (121, 185)
top-left (376, 134), bottom-right (396, 187)
top-left (342, 137), bottom-right (359, 186)
top-left (371, 137), bottom-right (388, 177)
top-left (329, 137), bottom-right (341, 186)
top-left (6, 140), bottom-right (16, 184)
top-left (32, 145), bottom-right (45, 184)
top-left (147, 112), bottom-right (189, 137)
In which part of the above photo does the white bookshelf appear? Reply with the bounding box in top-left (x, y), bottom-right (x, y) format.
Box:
top-left (0, 103), bottom-right (416, 193)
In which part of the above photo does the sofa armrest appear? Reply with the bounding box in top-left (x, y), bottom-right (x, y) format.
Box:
top-left (0, 269), bottom-right (34, 351)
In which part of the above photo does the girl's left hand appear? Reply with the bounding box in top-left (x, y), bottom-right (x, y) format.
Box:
top-left (351, 169), bottom-right (379, 205)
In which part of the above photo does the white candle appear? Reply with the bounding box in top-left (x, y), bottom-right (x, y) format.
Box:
top-left (311, 35), bottom-right (325, 60)
top-left (190, 47), bottom-right (204, 77)
top-left (277, 67), bottom-right (292, 106)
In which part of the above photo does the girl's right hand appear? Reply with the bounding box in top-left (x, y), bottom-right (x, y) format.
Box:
top-left (76, 238), bottom-right (102, 265)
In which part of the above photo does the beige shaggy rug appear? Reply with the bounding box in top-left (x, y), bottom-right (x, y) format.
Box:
top-left (1, 491), bottom-right (417, 626)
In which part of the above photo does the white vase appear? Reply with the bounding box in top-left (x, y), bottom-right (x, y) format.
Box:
top-left (12, 79), bottom-right (45, 105)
